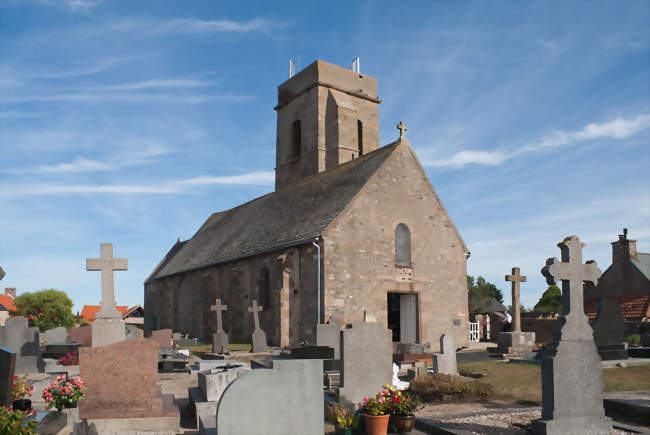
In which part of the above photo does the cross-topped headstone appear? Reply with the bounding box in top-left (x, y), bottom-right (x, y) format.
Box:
top-left (505, 267), bottom-right (526, 332)
top-left (210, 299), bottom-right (228, 333)
top-left (397, 121), bottom-right (408, 139)
top-left (542, 235), bottom-right (601, 340)
top-left (248, 300), bottom-right (263, 331)
top-left (86, 243), bottom-right (127, 319)
top-left (0, 266), bottom-right (5, 281)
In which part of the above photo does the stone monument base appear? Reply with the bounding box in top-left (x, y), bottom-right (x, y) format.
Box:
top-left (492, 331), bottom-right (535, 359)
top-left (596, 344), bottom-right (627, 361)
top-left (251, 329), bottom-right (268, 353)
top-left (75, 414), bottom-right (179, 434)
top-left (91, 318), bottom-right (125, 348)
top-left (212, 331), bottom-right (229, 354)
top-left (79, 390), bottom-right (178, 420)
top-left (532, 415), bottom-right (612, 435)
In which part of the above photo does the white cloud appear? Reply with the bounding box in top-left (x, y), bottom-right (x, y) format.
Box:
top-left (2, 92), bottom-right (253, 104)
top-left (37, 0), bottom-right (102, 13)
top-left (0, 111), bottom-right (41, 119)
top-left (94, 79), bottom-right (214, 91)
top-left (425, 113), bottom-right (650, 168)
top-left (0, 171), bottom-right (276, 196)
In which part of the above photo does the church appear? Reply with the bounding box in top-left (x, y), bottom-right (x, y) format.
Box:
top-left (144, 60), bottom-right (469, 351)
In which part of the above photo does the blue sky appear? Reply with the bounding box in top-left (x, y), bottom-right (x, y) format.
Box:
top-left (1, 0), bottom-right (648, 313)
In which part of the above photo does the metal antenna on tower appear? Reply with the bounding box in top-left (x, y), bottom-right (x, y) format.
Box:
top-left (289, 59), bottom-right (295, 78)
top-left (350, 57), bottom-right (360, 73)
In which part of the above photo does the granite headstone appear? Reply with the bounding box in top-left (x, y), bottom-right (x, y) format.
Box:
top-left (44, 327), bottom-right (68, 344)
top-left (591, 298), bottom-right (627, 360)
top-left (432, 334), bottom-right (457, 375)
top-left (0, 347), bottom-right (16, 407)
top-left (0, 316), bottom-right (42, 373)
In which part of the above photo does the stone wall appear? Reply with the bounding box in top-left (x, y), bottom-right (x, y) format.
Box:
top-left (322, 143), bottom-right (469, 350)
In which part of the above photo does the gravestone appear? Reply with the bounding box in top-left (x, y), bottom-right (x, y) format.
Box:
top-left (0, 266), bottom-right (4, 281)
top-left (68, 325), bottom-right (92, 346)
top-left (86, 243), bottom-right (127, 347)
top-left (0, 347), bottom-right (16, 407)
top-left (338, 322), bottom-right (392, 406)
top-left (150, 328), bottom-right (173, 349)
top-left (216, 359), bottom-right (323, 435)
top-left (432, 334), bottom-right (457, 375)
top-left (493, 268), bottom-right (536, 359)
top-left (532, 235), bottom-right (612, 435)
top-left (0, 316), bottom-right (42, 373)
top-left (314, 322), bottom-right (340, 359)
top-left (211, 299), bottom-right (229, 354)
top-left (78, 339), bottom-right (179, 429)
top-left (591, 298), bottom-right (627, 360)
top-left (198, 363), bottom-right (249, 402)
top-left (413, 361), bottom-right (428, 379)
top-left (248, 300), bottom-right (268, 353)
top-left (44, 327), bottom-right (68, 344)
top-left (125, 324), bottom-right (143, 340)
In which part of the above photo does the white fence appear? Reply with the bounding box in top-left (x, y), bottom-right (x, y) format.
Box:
top-left (469, 321), bottom-right (480, 342)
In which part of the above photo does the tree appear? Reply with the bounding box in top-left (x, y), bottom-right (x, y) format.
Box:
top-left (467, 275), bottom-right (504, 303)
top-left (13, 289), bottom-right (75, 331)
top-left (533, 285), bottom-right (562, 312)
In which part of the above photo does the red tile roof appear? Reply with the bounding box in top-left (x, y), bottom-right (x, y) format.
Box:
top-left (80, 305), bottom-right (129, 323)
top-left (584, 294), bottom-right (650, 321)
top-left (0, 294), bottom-right (16, 312)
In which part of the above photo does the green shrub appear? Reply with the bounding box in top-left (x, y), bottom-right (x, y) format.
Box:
top-left (408, 374), bottom-right (494, 403)
top-left (627, 334), bottom-right (641, 346)
top-left (0, 407), bottom-right (38, 435)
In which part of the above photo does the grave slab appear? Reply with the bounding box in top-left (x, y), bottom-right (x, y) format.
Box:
top-left (492, 331), bottom-right (536, 359)
top-left (78, 338), bottom-right (179, 423)
top-left (532, 236), bottom-right (612, 435)
top-left (150, 328), bottom-right (173, 349)
top-left (91, 317), bottom-right (125, 348)
top-left (125, 323), bottom-right (144, 340)
top-left (338, 322), bottom-right (392, 406)
top-left (0, 346), bottom-right (16, 407)
top-left (592, 298), bottom-right (627, 360)
top-left (0, 316), bottom-right (42, 373)
top-left (198, 363), bottom-right (249, 402)
top-left (314, 322), bottom-right (340, 359)
top-left (67, 325), bottom-right (92, 347)
top-left (216, 359), bottom-right (323, 435)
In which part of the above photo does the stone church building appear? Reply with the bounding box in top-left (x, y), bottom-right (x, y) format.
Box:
top-left (144, 60), bottom-right (469, 350)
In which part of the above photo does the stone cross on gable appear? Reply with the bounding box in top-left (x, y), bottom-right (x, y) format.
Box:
top-left (505, 267), bottom-right (526, 332)
top-left (542, 235), bottom-right (601, 340)
top-left (86, 243), bottom-right (127, 319)
top-left (210, 298), bottom-right (228, 333)
top-left (248, 300), bottom-right (263, 331)
top-left (397, 121), bottom-right (407, 138)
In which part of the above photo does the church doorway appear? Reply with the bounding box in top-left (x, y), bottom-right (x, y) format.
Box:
top-left (387, 292), bottom-right (419, 343)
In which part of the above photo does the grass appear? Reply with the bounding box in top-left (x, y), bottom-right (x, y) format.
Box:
top-left (455, 361), bottom-right (650, 406)
top-left (409, 374), bottom-right (494, 403)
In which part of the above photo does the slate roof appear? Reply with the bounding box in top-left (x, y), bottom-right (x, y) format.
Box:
top-left (147, 141), bottom-right (401, 282)
top-left (632, 253), bottom-right (650, 281)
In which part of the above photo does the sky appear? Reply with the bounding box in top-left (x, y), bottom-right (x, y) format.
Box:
top-left (1, 0), bottom-right (649, 314)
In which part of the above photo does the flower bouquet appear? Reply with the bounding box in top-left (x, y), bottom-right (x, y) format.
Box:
top-left (42, 375), bottom-right (86, 411)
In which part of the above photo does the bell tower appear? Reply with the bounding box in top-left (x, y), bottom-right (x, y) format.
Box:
top-left (274, 60), bottom-right (381, 190)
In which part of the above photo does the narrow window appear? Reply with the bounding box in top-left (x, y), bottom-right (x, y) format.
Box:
top-left (260, 268), bottom-right (271, 309)
top-left (357, 120), bottom-right (363, 155)
top-left (291, 120), bottom-right (301, 159)
top-left (395, 223), bottom-right (411, 268)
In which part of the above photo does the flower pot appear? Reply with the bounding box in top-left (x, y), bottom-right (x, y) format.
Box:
top-left (391, 414), bottom-right (416, 433)
top-left (12, 398), bottom-right (32, 412)
top-left (363, 414), bottom-right (390, 435)
top-left (335, 428), bottom-right (356, 435)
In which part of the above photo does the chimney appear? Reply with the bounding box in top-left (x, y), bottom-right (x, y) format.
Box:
top-left (4, 288), bottom-right (16, 299)
top-left (612, 228), bottom-right (637, 264)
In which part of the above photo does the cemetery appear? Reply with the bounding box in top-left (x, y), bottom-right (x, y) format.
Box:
top-left (1, 5), bottom-right (649, 433)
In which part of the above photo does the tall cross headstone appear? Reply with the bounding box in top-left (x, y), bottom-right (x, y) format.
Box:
top-left (396, 121), bottom-right (408, 139)
top-left (248, 300), bottom-right (268, 353)
top-left (86, 243), bottom-right (127, 347)
top-left (211, 298), bottom-right (230, 354)
top-left (86, 243), bottom-right (127, 319)
top-left (532, 235), bottom-right (611, 435)
top-left (505, 267), bottom-right (526, 332)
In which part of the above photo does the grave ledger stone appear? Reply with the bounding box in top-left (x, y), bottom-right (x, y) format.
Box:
top-left (494, 267), bottom-right (536, 358)
top-left (86, 243), bottom-right (127, 347)
top-left (532, 235), bottom-right (612, 435)
top-left (338, 322), bottom-right (392, 406)
top-left (211, 299), bottom-right (229, 354)
top-left (0, 316), bottom-right (42, 373)
top-left (0, 347), bottom-right (16, 407)
top-left (432, 334), bottom-right (457, 375)
top-left (78, 339), bottom-right (178, 425)
top-left (248, 300), bottom-right (268, 353)
top-left (216, 359), bottom-right (323, 435)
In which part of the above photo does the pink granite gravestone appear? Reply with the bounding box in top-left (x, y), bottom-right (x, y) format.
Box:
top-left (150, 329), bottom-right (173, 349)
top-left (78, 339), bottom-right (178, 420)
top-left (68, 325), bottom-right (92, 347)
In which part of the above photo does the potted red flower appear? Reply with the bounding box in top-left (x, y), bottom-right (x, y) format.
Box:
top-left (10, 375), bottom-right (34, 412)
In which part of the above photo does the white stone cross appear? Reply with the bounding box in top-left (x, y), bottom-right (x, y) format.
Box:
top-left (542, 235), bottom-right (601, 339)
top-left (397, 121), bottom-right (408, 138)
top-left (86, 243), bottom-right (127, 319)
top-left (210, 298), bottom-right (228, 333)
top-left (505, 267), bottom-right (526, 332)
top-left (248, 299), bottom-right (263, 331)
